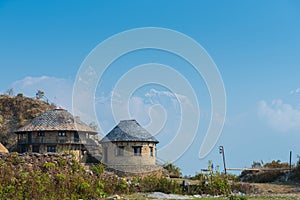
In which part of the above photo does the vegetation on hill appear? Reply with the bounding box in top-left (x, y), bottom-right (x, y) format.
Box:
top-left (0, 153), bottom-right (107, 199)
top-left (0, 153), bottom-right (234, 199)
top-left (0, 94), bottom-right (54, 151)
top-left (289, 159), bottom-right (300, 183)
top-left (1, 152), bottom-right (300, 199)
top-left (239, 160), bottom-right (291, 183)
top-left (163, 163), bottom-right (182, 178)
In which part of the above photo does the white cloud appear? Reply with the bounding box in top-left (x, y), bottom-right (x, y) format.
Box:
top-left (129, 96), bottom-right (167, 135)
top-left (258, 99), bottom-right (300, 132)
top-left (145, 88), bottom-right (193, 111)
top-left (95, 88), bottom-right (192, 135)
top-left (290, 88), bottom-right (300, 95)
top-left (12, 76), bottom-right (73, 111)
top-left (96, 89), bottom-right (173, 133)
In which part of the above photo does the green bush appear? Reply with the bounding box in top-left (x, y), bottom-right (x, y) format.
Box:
top-left (91, 163), bottom-right (105, 176)
top-left (0, 154), bottom-right (107, 199)
top-left (228, 195), bottom-right (248, 200)
top-left (190, 161), bottom-right (231, 195)
top-left (163, 163), bottom-right (182, 178)
top-left (0, 154), bottom-right (236, 198)
top-left (138, 175), bottom-right (182, 194)
top-left (239, 160), bottom-right (290, 183)
top-left (289, 161), bottom-right (300, 183)
top-left (43, 162), bottom-right (55, 169)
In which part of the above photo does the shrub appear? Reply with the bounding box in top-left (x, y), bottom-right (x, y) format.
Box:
top-left (57, 158), bottom-right (67, 167)
top-left (0, 154), bottom-right (106, 199)
top-left (91, 163), bottom-right (105, 176)
top-left (138, 175), bottom-right (181, 194)
top-left (115, 179), bottom-right (130, 194)
top-left (239, 160), bottom-right (289, 183)
top-left (43, 162), bottom-right (56, 169)
top-left (190, 161), bottom-right (231, 195)
top-left (228, 195), bottom-right (248, 200)
top-left (163, 163), bottom-right (182, 178)
top-left (289, 161), bottom-right (300, 183)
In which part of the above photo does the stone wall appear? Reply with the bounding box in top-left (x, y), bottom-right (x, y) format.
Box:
top-left (106, 164), bottom-right (163, 177)
top-left (0, 152), bottom-right (76, 168)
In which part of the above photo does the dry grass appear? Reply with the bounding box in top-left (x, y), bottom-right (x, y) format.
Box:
top-left (123, 193), bottom-right (300, 200)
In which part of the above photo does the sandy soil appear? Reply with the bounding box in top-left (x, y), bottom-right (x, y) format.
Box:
top-left (250, 183), bottom-right (300, 194)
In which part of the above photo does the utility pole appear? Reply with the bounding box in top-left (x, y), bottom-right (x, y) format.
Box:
top-left (219, 146), bottom-right (227, 175)
top-left (290, 151), bottom-right (292, 172)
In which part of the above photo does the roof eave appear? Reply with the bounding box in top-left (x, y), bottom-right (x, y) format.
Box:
top-left (100, 139), bottom-right (159, 144)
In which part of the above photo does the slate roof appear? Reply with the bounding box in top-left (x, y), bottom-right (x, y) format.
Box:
top-left (15, 108), bottom-right (97, 134)
top-left (100, 120), bottom-right (158, 143)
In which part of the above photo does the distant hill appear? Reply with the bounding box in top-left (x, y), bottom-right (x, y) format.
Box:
top-left (0, 94), bottom-right (54, 151)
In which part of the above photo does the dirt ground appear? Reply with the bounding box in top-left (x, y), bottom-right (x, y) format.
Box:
top-left (249, 182), bottom-right (300, 194)
top-left (121, 183), bottom-right (300, 200)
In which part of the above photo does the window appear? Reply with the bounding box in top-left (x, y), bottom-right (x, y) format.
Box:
top-left (47, 145), bottom-right (56, 152)
top-left (132, 146), bottom-right (142, 156)
top-left (74, 132), bottom-right (79, 142)
top-left (58, 131), bottom-right (66, 137)
top-left (116, 146), bottom-right (124, 156)
top-left (37, 131), bottom-right (45, 137)
top-left (150, 147), bottom-right (153, 157)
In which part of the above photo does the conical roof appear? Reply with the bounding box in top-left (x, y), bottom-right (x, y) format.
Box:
top-left (101, 119), bottom-right (158, 143)
top-left (15, 108), bottom-right (97, 133)
top-left (0, 143), bottom-right (8, 153)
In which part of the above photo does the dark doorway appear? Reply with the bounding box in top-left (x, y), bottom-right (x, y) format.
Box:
top-left (28, 132), bottom-right (32, 143)
top-left (74, 132), bottom-right (79, 142)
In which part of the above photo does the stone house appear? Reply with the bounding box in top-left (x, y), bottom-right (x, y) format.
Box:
top-left (15, 108), bottom-right (97, 158)
top-left (100, 119), bottom-right (161, 174)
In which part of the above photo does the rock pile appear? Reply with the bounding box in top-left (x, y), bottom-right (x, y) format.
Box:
top-left (0, 152), bottom-right (76, 171)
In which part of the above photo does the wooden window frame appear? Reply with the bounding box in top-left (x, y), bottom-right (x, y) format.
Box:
top-left (37, 131), bottom-right (45, 137)
top-left (58, 131), bottom-right (66, 137)
top-left (150, 147), bottom-right (153, 157)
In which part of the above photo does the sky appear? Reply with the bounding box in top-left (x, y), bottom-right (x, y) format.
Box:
top-left (1, 0), bottom-right (300, 175)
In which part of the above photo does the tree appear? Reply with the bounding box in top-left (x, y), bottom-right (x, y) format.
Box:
top-left (36, 90), bottom-right (44, 99)
top-left (252, 161), bottom-right (263, 168)
top-left (5, 88), bottom-right (14, 96)
top-left (36, 90), bottom-right (48, 103)
top-left (163, 163), bottom-right (182, 178)
top-left (263, 160), bottom-right (289, 168)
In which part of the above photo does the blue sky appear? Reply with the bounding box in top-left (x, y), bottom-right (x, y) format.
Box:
top-left (1, 0), bottom-right (300, 175)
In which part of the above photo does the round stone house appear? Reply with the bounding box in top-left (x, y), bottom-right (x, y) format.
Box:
top-left (100, 119), bottom-right (161, 174)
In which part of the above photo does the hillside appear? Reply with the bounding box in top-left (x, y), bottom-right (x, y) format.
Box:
top-left (0, 94), bottom-right (54, 150)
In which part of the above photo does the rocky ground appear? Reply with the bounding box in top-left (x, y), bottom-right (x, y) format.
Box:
top-left (118, 183), bottom-right (300, 200)
top-left (0, 94), bottom-right (53, 150)
top-left (251, 182), bottom-right (300, 194)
